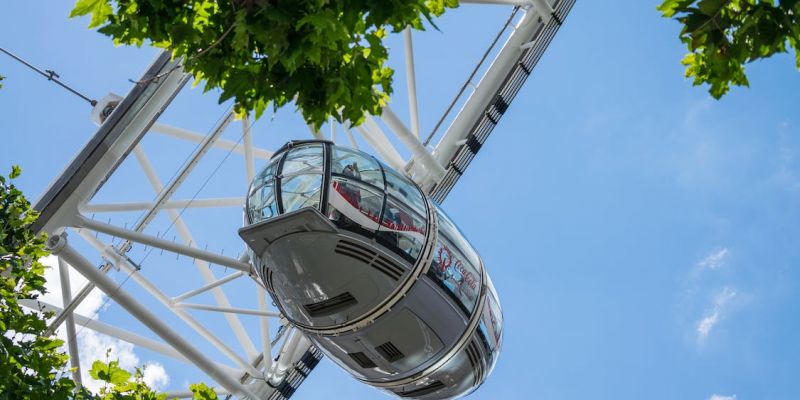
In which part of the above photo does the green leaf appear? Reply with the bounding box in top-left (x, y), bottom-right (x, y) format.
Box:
top-left (70, 0), bottom-right (113, 28)
top-left (10, 165), bottom-right (21, 179)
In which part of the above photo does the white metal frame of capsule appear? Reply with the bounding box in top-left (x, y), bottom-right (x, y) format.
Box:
top-left (24, 0), bottom-right (573, 398)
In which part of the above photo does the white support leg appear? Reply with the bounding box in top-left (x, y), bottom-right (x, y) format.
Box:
top-left (58, 257), bottom-right (82, 388)
top-left (47, 235), bottom-right (257, 399)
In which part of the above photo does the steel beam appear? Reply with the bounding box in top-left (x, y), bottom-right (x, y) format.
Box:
top-left (432, 8), bottom-right (541, 170)
top-left (75, 215), bottom-right (252, 272)
top-left (81, 197), bottom-right (244, 213)
top-left (151, 122), bottom-right (273, 160)
top-left (133, 146), bottom-right (260, 359)
top-left (381, 106), bottom-right (446, 181)
top-left (75, 229), bottom-right (261, 377)
top-left (47, 235), bottom-right (257, 399)
top-left (403, 28), bottom-right (421, 139)
top-left (172, 271), bottom-right (245, 303)
top-left (174, 303), bottom-right (281, 318)
top-left (355, 117), bottom-right (406, 172)
top-left (57, 257), bottom-right (82, 388)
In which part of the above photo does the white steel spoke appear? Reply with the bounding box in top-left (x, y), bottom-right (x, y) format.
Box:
top-left (49, 236), bottom-right (258, 398)
top-left (75, 229), bottom-right (261, 377)
top-left (381, 106), bottom-right (446, 182)
top-left (242, 114), bottom-right (256, 182)
top-left (174, 303), bottom-right (281, 318)
top-left (344, 124), bottom-right (359, 150)
top-left (133, 146), bottom-right (260, 359)
top-left (81, 197), bottom-right (244, 213)
top-left (172, 271), bottom-right (246, 303)
top-left (151, 122), bottom-right (274, 160)
top-left (75, 215), bottom-right (251, 272)
top-left (403, 27), bottom-right (421, 139)
top-left (57, 257), bottom-right (82, 388)
top-left (355, 117), bottom-right (406, 172)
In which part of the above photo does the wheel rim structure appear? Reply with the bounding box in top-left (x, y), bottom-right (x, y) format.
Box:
top-left (21, 1), bottom-right (574, 398)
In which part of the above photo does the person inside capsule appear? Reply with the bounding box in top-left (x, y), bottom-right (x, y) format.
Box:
top-left (240, 140), bottom-right (502, 399)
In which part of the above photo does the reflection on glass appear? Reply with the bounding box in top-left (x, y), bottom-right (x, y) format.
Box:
top-left (248, 180), bottom-right (279, 224)
top-left (434, 205), bottom-right (481, 270)
top-left (281, 144), bottom-right (324, 176)
top-left (383, 167), bottom-right (425, 216)
top-left (478, 278), bottom-right (503, 371)
top-left (281, 174), bottom-right (323, 213)
top-left (428, 236), bottom-right (482, 314)
top-left (328, 177), bottom-right (383, 232)
top-left (377, 197), bottom-right (425, 262)
top-left (331, 147), bottom-right (383, 188)
top-left (254, 158), bottom-right (279, 188)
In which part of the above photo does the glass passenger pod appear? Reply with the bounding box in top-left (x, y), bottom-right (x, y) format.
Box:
top-left (245, 142), bottom-right (432, 329)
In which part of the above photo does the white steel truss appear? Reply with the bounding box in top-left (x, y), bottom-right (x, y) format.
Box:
top-left (26, 1), bottom-right (573, 398)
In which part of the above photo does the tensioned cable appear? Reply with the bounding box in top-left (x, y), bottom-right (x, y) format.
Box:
top-left (423, 6), bottom-right (520, 147)
top-left (0, 46), bottom-right (98, 106)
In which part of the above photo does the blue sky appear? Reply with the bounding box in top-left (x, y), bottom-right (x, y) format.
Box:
top-left (3, 1), bottom-right (800, 399)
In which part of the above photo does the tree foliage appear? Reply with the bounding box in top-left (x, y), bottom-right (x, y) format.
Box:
top-left (69, 0), bottom-right (457, 129)
top-left (1, 167), bottom-right (219, 399)
top-left (658, 0), bottom-right (800, 98)
top-left (0, 166), bottom-right (76, 399)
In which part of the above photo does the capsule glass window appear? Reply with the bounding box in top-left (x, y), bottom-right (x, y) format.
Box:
top-left (248, 180), bottom-right (279, 224)
top-left (281, 144), bottom-right (325, 176)
top-left (383, 167), bottom-right (426, 217)
top-left (331, 147), bottom-right (384, 189)
top-left (478, 276), bottom-right (503, 372)
top-left (428, 206), bottom-right (483, 314)
top-left (328, 176), bottom-right (384, 233)
top-left (376, 196), bottom-right (426, 263)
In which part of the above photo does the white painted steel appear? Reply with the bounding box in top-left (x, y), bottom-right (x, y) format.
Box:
top-left (81, 197), bottom-right (244, 213)
top-left (50, 238), bottom-right (257, 399)
top-left (356, 117), bottom-right (406, 172)
top-left (75, 215), bottom-right (252, 272)
top-left (74, 229), bottom-right (262, 377)
top-left (151, 122), bottom-right (274, 160)
top-left (344, 125), bottom-right (359, 150)
top-left (431, 7), bottom-right (541, 180)
top-left (381, 106), bottom-right (446, 181)
top-left (171, 271), bottom-right (246, 302)
top-left (175, 302), bottom-right (281, 318)
top-left (133, 145), bottom-right (260, 359)
top-left (58, 257), bottom-right (82, 388)
top-left (403, 27), bottom-right (421, 139)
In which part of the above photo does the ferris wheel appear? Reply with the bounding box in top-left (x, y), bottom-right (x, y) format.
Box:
top-left (18, 0), bottom-right (574, 398)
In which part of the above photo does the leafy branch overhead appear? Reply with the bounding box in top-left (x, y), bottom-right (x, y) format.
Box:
top-left (658, 0), bottom-right (800, 98)
top-left (70, 0), bottom-right (458, 129)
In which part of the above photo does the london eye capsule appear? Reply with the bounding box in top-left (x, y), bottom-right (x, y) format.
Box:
top-left (239, 140), bottom-right (503, 399)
